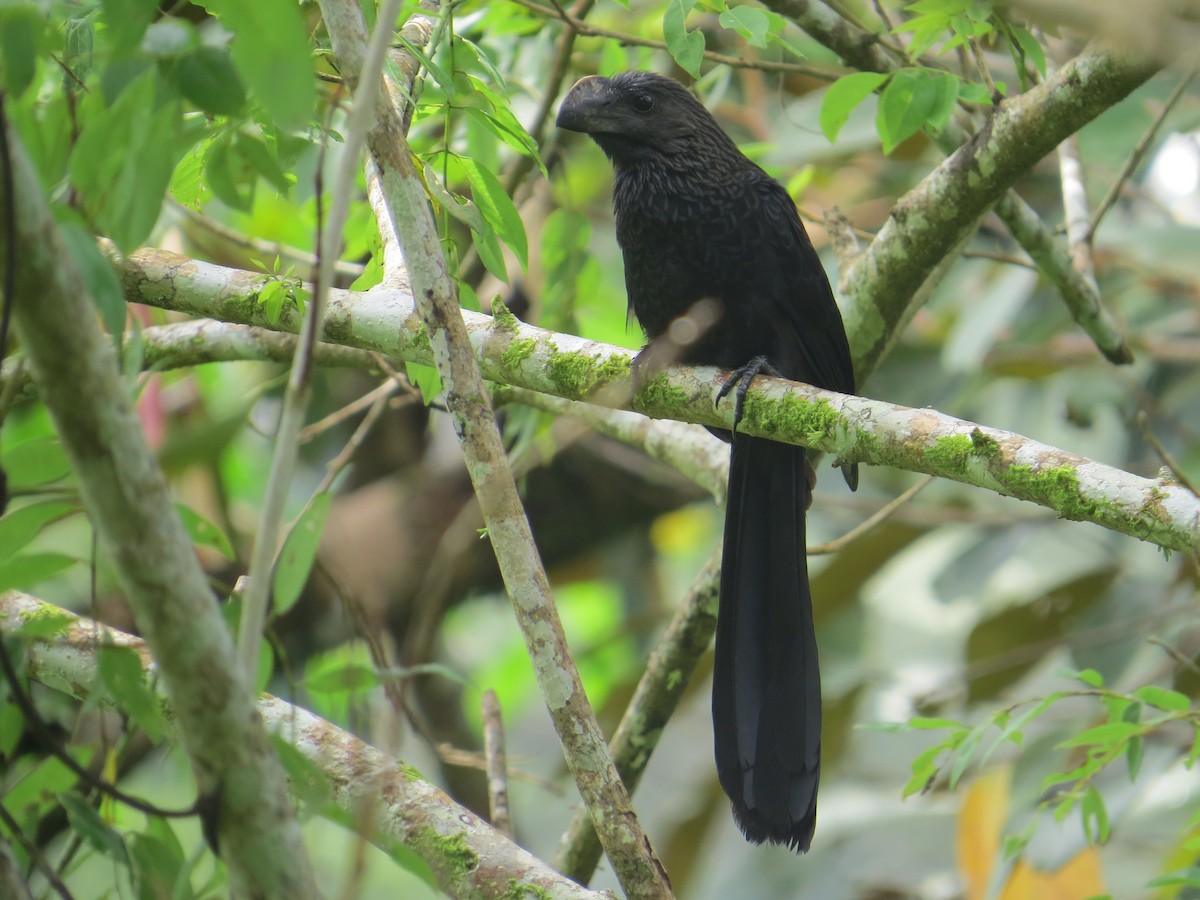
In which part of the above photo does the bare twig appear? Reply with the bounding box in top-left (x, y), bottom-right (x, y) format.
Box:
top-left (481, 689), bottom-right (514, 838)
top-left (1057, 134), bottom-right (1099, 286)
top-left (1137, 410), bottom-right (1200, 497)
top-left (1086, 66), bottom-right (1197, 241)
top-left (809, 475), bottom-right (934, 554)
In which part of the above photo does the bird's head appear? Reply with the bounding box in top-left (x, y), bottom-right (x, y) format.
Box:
top-left (556, 71), bottom-right (735, 167)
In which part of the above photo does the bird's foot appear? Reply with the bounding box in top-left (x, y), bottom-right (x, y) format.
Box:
top-left (717, 355), bottom-right (777, 434)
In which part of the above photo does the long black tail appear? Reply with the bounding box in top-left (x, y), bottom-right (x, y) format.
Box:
top-left (713, 433), bottom-right (820, 853)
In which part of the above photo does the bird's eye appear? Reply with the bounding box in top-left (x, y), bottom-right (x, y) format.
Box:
top-left (630, 93), bottom-right (655, 113)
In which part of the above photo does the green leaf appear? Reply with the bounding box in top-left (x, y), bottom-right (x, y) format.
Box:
top-left (98, 645), bottom-right (167, 741)
top-left (820, 71), bottom-right (888, 143)
top-left (5, 435), bottom-right (71, 487)
top-left (272, 492), bottom-right (332, 617)
top-left (405, 362), bottom-right (442, 405)
top-left (100, 0), bottom-right (156, 53)
top-left (235, 131), bottom-right (292, 194)
top-left (60, 791), bottom-right (130, 863)
top-left (1081, 784), bottom-right (1110, 843)
top-left (664, 0), bottom-right (705, 79)
top-left (0, 553), bottom-right (77, 593)
top-left (305, 662), bottom-right (380, 694)
top-left (192, 0), bottom-right (314, 131)
top-left (1125, 734), bottom-right (1144, 781)
top-left (176, 46), bottom-right (247, 117)
top-left (455, 156), bottom-right (527, 270)
top-left (58, 217), bottom-right (129, 340)
top-left (922, 72), bottom-right (960, 135)
top-left (130, 833), bottom-right (190, 900)
top-left (0, 501), bottom-right (75, 564)
top-left (204, 132), bottom-right (255, 211)
top-left (270, 733), bottom-right (333, 811)
top-left (69, 68), bottom-right (185, 251)
top-left (906, 716), bottom-right (966, 730)
top-left (1149, 868), bottom-right (1200, 889)
top-left (877, 68), bottom-right (939, 154)
top-left (1133, 684), bottom-right (1190, 712)
top-left (1008, 24), bottom-right (1046, 77)
top-left (1058, 721), bottom-right (1141, 748)
top-left (957, 80), bottom-right (993, 105)
top-left (176, 504), bottom-right (234, 559)
top-left (719, 6), bottom-right (771, 48)
top-left (0, 6), bottom-right (42, 97)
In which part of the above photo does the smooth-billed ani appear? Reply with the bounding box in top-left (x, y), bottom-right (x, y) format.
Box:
top-left (557, 71), bottom-right (856, 853)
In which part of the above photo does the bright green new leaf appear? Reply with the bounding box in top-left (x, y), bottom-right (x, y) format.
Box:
top-left (877, 68), bottom-right (940, 154)
top-left (456, 156), bottom-right (528, 270)
top-left (820, 71), bottom-right (888, 144)
top-left (272, 492), bottom-right (332, 617)
top-left (405, 362), bottom-right (443, 405)
top-left (664, 0), bottom-right (705, 79)
top-left (1133, 684), bottom-right (1191, 712)
top-left (719, 6), bottom-right (771, 48)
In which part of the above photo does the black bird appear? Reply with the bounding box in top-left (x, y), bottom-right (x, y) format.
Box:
top-left (557, 71), bottom-right (856, 852)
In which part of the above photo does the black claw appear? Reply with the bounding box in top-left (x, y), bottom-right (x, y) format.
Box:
top-left (718, 355), bottom-right (776, 434)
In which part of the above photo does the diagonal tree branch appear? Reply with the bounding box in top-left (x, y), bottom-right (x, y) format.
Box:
top-left (0, 591), bottom-right (614, 900)
top-left (765, 0), bottom-right (1142, 368)
top-left (115, 247), bottom-right (1200, 554)
top-left (316, 0), bottom-right (673, 895)
top-left (840, 43), bottom-right (1154, 377)
top-left (0, 115), bottom-right (320, 897)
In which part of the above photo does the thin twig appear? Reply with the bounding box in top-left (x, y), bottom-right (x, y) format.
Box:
top-left (512, 0), bottom-right (842, 81)
top-left (298, 378), bottom-right (406, 444)
top-left (1057, 134), bottom-right (1098, 286)
top-left (0, 802), bottom-right (72, 900)
top-left (1085, 66), bottom-right (1197, 241)
top-left (809, 475), bottom-right (934, 554)
top-left (237, 0), bottom-right (396, 682)
top-left (314, 381), bottom-right (401, 495)
top-left (1137, 410), bottom-right (1199, 497)
top-left (481, 689), bottom-right (514, 838)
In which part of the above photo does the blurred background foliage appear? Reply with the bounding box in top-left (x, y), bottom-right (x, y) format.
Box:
top-left (1, 0), bottom-right (1200, 897)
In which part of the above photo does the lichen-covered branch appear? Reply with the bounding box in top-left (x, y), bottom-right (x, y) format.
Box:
top-left (841, 44), bottom-right (1155, 376)
top-left (0, 592), bottom-right (614, 900)
top-left (316, 0), bottom-right (673, 895)
top-left (764, 0), bottom-right (1141, 368)
top-left (0, 119), bottom-right (320, 897)
top-left (555, 551), bottom-right (723, 883)
top-left (118, 247), bottom-right (1200, 554)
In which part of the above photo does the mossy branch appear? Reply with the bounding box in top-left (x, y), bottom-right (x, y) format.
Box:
top-left (116, 247), bottom-right (1200, 555)
top-left (0, 592), bottom-right (614, 900)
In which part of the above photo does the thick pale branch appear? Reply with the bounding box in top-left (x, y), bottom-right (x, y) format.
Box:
top-left (118, 247), bottom-right (1200, 554)
top-left (317, 0), bottom-right (672, 895)
top-left (0, 120), bottom-right (319, 897)
top-left (764, 0), bottom-right (1142, 368)
top-left (842, 44), bottom-right (1154, 375)
top-left (0, 592), bottom-right (613, 900)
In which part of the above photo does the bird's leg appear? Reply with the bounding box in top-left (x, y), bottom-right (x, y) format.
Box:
top-left (716, 355), bottom-right (777, 435)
